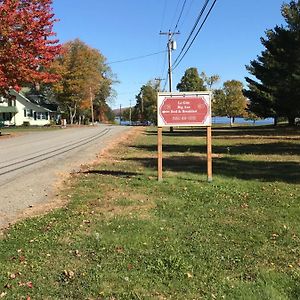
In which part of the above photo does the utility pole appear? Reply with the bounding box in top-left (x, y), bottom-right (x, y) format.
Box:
top-left (159, 30), bottom-right (179, 92)
top-left (140, 90), bottom-right (144, 122)
top-left (160, 30), bottom-right (179, 131)
top-left (119, 104), bottom-right (122, 125)
top-left (129, 99), bottom-right (132, 125)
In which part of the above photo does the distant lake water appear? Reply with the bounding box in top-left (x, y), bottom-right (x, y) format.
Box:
top-left (212, 117), bottom-right (274, 125)
top-left (116, 117), bottom-right (274, 126)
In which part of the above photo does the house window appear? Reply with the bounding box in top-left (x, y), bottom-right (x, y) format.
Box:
top-left (24, 109), bottom-right (49, 121)
top-left (36, 112), bottom-right (43, 120)
top-left (26, 109), bottom-right (33, 117)
top-left (3, 113), bottom-right (12, 121)
top-left (34, 112), bottom-right (48, 120)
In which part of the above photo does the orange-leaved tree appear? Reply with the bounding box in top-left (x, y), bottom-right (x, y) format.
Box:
top-left (51, 39), bottom-right (113, 124)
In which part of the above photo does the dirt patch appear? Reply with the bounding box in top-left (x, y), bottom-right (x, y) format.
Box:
top-left (0, 132), bottom-right (21, 139)
top-left (93, 188), bottom-right (156, 220)
top-left (94, 200), bottom-right (156, 220)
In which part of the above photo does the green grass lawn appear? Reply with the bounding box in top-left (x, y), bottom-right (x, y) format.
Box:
top-left (0, 126), bottom-right (60, 136)
top-left (0, 126), bottom-right (299, 299)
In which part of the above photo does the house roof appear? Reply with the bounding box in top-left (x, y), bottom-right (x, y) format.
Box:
top-left (9, 90), bottom-right (53, 113)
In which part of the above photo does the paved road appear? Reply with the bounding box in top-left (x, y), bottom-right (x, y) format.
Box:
top-left (0, 125), bottom-right (131, 228)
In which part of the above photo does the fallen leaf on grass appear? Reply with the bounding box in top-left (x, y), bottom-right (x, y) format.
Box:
top-left (115, 246), bottom-right (125, 254)
top-left (18, 282), bottom-right (33, 288)
top-left (63, 270), bottom-right (75, 279)
top-left (240, 203), bottom-right (249, 209)
top-left (127, 264), bottom-right (134, 270)
top-left (19, 256), bottom-right (26, 263)
top-left (0, 292), bottom-right (7, 298)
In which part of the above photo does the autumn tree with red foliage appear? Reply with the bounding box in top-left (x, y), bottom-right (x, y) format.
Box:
top-left (0, 0), bottom-right (61, 96)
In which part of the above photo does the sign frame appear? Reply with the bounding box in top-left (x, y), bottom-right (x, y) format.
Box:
top-left (157, 91), bottom-right (212, 182)
top-left (157, 91), bottom-right (211, 127)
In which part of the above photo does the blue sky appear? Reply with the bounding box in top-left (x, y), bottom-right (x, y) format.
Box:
top-left (52, 0), bottom-right (285, 109)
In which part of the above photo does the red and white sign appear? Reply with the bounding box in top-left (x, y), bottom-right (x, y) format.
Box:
top-left (157, 92), bottom-right (211, 127)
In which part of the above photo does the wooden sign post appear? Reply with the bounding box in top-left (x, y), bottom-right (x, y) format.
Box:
top-left (157, 92), bottom-right (212, 182)
top-left (157, 127), bottom-right (163, 181)
top-left (207, 126), bottom-right (212, 182)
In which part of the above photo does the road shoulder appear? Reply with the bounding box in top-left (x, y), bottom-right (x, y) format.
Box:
top-left (1, 126), bottom-right (140, 231)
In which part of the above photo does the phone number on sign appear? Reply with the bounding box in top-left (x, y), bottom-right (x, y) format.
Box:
top-left (172, 116), bottom-right (197, 121)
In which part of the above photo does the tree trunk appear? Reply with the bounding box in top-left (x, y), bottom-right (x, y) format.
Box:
top-left (69, 107), bottom-right (73, 125)
top-left (274, 116), bottom-right (278, 126)
top-left (68, 105), bottom-right (77, 125)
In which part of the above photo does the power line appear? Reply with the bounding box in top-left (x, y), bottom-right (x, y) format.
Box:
top-left (173, 0), bottom-right (217, 70)
top-left (156, 0), bottom-right (168, 74)
top-left (107, 50), bottom-right (167, 65)
top-left (172, 0), bottom-right (188, 34)
top-left (182, 0), bottom-right (196, 25)
top-left (162, 77), bottom-right (168, 92)
top-left (160, 46), bottom-right (168, 79)
top-left (172, 0), bottom-right (211, 67)
top-left (160, 0), bottom-right (168, 32)
top-left (170, 0), bottom-right (183, 32)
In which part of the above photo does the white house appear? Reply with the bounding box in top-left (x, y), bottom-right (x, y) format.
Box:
top-left (0, 90), bottom-right (52, 126)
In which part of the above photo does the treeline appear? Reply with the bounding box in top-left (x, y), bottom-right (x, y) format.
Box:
top-left (124, 68), bottom-right (250, 126)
